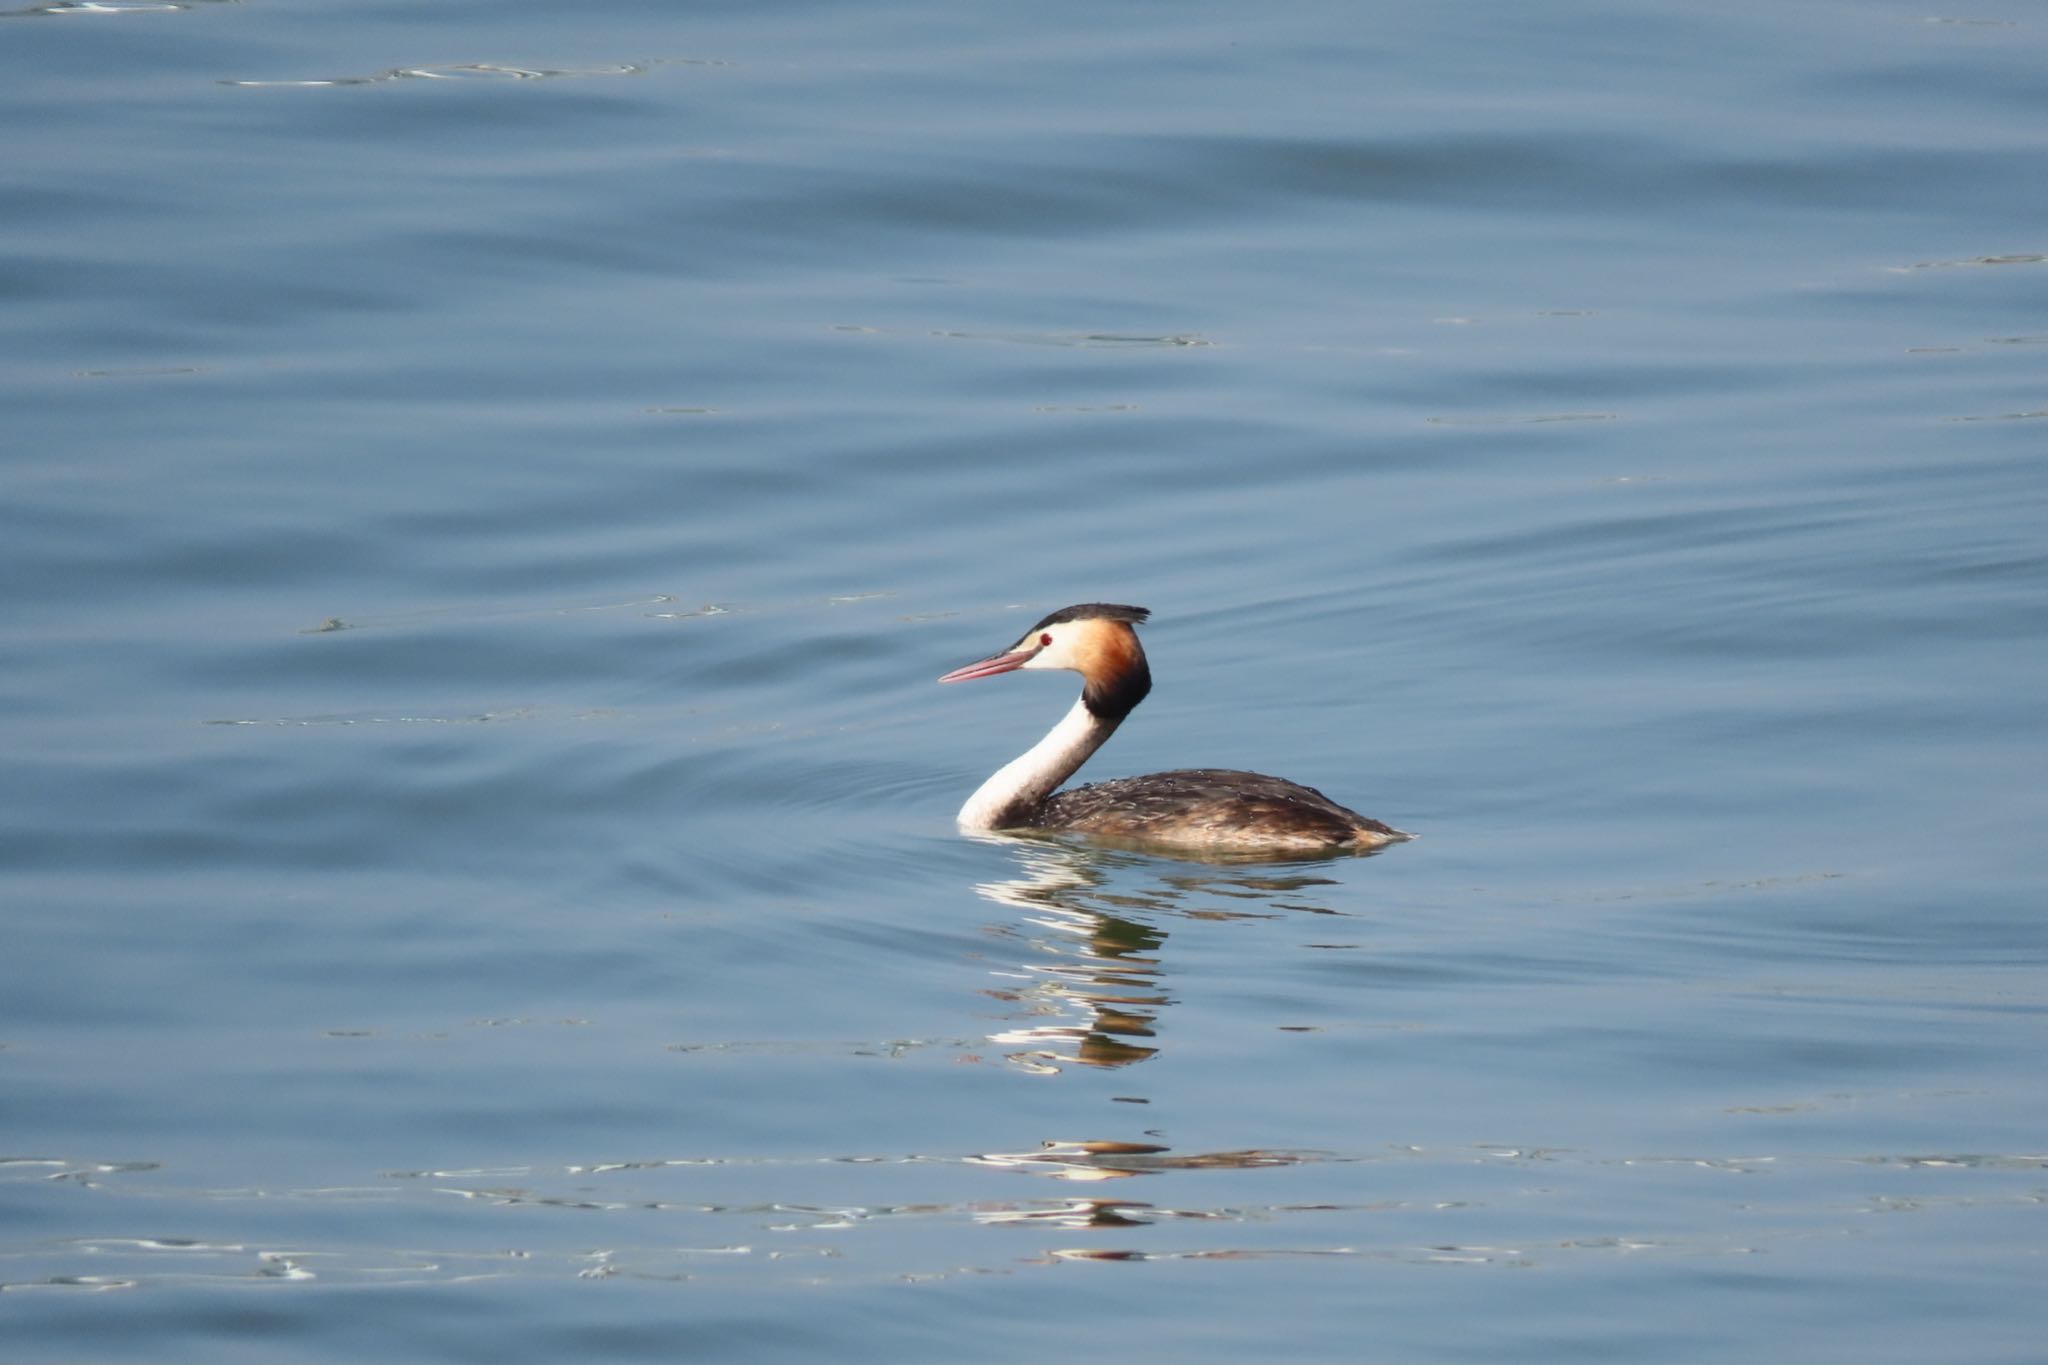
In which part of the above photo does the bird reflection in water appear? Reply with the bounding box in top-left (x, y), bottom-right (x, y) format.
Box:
top-left (963, 837), bottom-right (1369, 1254)
top-left (966, 833), bottom-right (1347, 1074)
top-left (969, 1140), bottom-right (1334, 1251)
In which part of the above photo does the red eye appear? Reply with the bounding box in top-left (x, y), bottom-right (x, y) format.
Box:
top-left (1040, 633), bottom-right (1053, 646)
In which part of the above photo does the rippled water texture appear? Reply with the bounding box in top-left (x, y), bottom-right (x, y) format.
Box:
top-left (4, 0), bottom-right (2045, 1360)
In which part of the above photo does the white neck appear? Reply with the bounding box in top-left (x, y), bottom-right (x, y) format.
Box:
top-left (958, 695), bottom-right (1121, 830)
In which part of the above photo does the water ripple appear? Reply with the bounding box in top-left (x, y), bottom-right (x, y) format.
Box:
top-left (219, 58), bottom-right (726, 90)
top-left (9, 1136), bottom-right (2044, 1289)
top-left (1, 0), bottom-right (203, 15)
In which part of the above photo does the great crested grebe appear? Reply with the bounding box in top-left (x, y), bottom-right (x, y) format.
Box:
top-left (939, 603), bottom-right (1412, 856)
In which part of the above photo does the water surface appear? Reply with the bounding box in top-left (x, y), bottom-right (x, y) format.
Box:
top-left (4, 1), bottom-right (2046, 1361)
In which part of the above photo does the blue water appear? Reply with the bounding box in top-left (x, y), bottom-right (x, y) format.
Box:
top-left (5, 0), bottom-right (2046, 1360)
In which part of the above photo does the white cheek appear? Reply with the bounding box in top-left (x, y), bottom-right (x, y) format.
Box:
top-left (1020, 636), bottom-right (1068, 670)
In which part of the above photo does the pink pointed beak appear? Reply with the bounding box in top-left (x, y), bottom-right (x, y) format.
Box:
top-left (938, 647), bottom-right (1038, 684)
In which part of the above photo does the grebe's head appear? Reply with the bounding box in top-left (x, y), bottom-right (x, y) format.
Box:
top-left (938, 603), bottom-right (1152, 718)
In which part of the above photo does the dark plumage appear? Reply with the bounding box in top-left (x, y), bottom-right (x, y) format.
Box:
top-left (1041, 769), bottom-right (1407, 854)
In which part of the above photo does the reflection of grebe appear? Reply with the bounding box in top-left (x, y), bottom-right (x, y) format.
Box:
top-left (940, 604), bottom-right (1412, 856)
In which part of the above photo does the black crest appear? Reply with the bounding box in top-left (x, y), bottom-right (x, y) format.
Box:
top-left (1025, 602), bottom-right (1151, 635)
